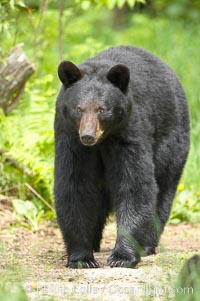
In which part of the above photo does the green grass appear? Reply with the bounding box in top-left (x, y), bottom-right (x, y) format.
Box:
top-left (0, 7), bottom-right (200, 221)
top-left (0, 283), bottom-right (57, 301)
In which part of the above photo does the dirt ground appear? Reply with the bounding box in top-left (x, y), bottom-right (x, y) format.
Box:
top-left (0, 197), bottom-right (200, 301)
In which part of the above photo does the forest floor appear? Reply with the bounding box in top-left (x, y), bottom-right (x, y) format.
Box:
top-left (0, 196), bottom-right (200, 301)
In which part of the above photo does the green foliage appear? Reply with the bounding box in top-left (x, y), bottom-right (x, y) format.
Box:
top-left (150, 0), bottom-right (200, 21)
top-left (12, 199), bottom-right (44, 230)
top-left (0, 0), bottom-right (26, 34)
top-left (0, 284), bottom-right (28, 301)
top-left (0, 283), bottom-right (57, 301)
top-left (0, 72), bottom-right (55, 204)
top-left (175, 255), bottom-right (200, 301)
top-left (0, 155), bottom-right (27, 198)
top-left (171, 188), bottom-right (200, 224)
top-left (75, 0), bottom-right (146, 10)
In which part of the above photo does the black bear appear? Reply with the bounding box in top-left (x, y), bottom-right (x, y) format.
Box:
top-left (54, 46), bottom-right (190, 269)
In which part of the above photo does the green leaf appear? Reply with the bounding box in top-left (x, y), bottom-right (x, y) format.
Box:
top-left (12, 199), bottom-right (43, 231)
top-left (16, 1), bottom-right (27, 8)
top-left (106, 0), bottom-right (117, 9)
top-left (117, 0), bottom-right (126, 9)
top-left (127, 0), bottom-right (135, 8)
top-left (170, 218), bottom-right (181, 225)
top-left (12, 199), bottom-right (38, 218)
top-left (9, 0), bottom-right (15, 10)
top-left (81, 1), bottom-right (91, 10)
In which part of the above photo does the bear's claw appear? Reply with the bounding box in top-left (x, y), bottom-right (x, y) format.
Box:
top-left (107, 253), bottom-right (140, 268)
top-left (67, 259), bottom-right (99, 269)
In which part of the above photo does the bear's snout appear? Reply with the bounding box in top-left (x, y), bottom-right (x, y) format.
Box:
top-left (79, 113), bottom-right (104, 146)
top-left (80, 131), bottom-right (96, 145)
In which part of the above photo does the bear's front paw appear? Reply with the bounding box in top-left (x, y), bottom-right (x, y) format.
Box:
top-left (107, 253), bottom-right (140, 268)
top-left (67, 258), bottom-right (100, 269)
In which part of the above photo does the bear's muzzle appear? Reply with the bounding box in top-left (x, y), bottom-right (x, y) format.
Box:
top-left (79, 114), bottom-right (104, 146)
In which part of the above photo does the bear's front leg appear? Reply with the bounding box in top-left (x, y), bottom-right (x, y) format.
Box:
top-left (103, 144), bottom-right (159, 268)
top-left (54, 135), bottom-right (101, 269)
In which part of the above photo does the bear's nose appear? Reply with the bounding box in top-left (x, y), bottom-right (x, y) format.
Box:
top-left (80, 131), bottom-right (96, 146)
top-left (81, 135), bottom-right (95, 145)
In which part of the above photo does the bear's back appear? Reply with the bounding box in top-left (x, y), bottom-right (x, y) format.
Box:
top-left (81, 46), bottom-right (182, 99)
top-left (83, 46), bottom-right (172, 77)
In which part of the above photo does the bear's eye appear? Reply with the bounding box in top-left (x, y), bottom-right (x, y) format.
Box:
top-left (97, 107), bottom-right (105, 114)
top-left (76, 106), bottom-right (83, 113)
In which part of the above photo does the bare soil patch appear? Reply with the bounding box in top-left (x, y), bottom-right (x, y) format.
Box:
top-left (0, 197), bottom-right (199, 300)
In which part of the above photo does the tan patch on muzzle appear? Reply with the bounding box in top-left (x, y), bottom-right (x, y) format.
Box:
top-left (79, 114), bottom-right (104, 145)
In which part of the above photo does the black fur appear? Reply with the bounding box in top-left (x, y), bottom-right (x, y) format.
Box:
top-left (54, 46), bottom-right (190, 268)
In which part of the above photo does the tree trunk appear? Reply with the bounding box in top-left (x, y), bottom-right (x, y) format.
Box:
top-left (0, 46), bottom-right (35, 114)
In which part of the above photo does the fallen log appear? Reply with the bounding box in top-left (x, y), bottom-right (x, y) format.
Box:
top-left (0, 46), bottom-right (35, 114)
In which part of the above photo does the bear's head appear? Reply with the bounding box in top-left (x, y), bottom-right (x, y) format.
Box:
top-left (57, 61), bottom-right (131, 146)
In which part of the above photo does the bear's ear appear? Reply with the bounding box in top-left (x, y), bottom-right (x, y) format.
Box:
top-left (58, 61), bottom-right (82, 87)
top-left (107, 64), bottom-right (130, 93)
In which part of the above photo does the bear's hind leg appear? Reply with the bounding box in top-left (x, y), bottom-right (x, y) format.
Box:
top-left (142, 168), bottom-right (185, 257)
top-left (156, 168), bottom-right (184, 230)
top-left (143, 132), bottom-right (190, 256)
